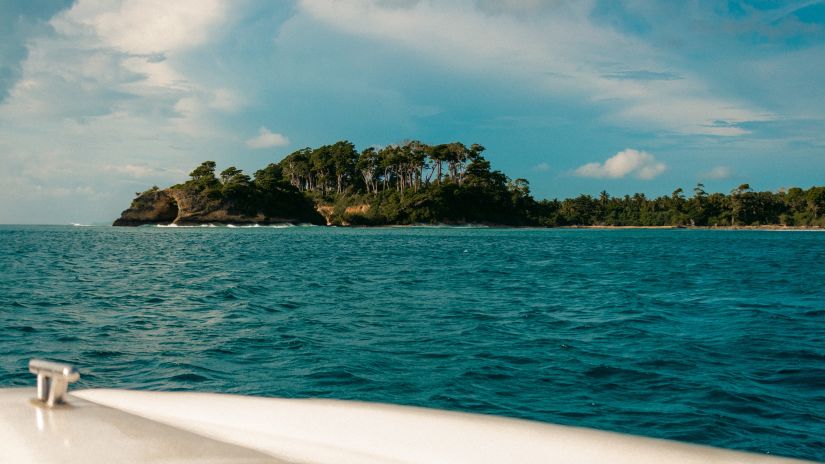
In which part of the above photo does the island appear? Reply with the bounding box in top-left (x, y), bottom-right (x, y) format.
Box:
top-left (114, 140), bottom-right (825, 228)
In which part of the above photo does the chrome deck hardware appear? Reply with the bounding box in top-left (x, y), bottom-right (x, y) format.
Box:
top-left (28, 359), bottom-right (80, 407)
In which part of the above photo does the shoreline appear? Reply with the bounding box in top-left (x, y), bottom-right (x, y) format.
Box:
top-left (4, 221), bottom-right (818, 230)
top-left (559, 225), bottom-right (824, 231)
top-left (98, 222), bottom-right (825, 231)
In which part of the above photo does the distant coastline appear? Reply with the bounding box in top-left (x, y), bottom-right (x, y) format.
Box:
top-left (113, 140), bottom-right (825, 229)
top-left (559, 225), bottom-right (824, 230)
top-left (104, 223), bottom-right (825, 230)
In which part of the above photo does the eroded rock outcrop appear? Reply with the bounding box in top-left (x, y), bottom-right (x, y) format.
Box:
top-left (113, 187), bottom-right (320, 226)
top-left (165, 188), bottom-right (265, 225)
top-left (112, 187), bottom-right (178, 226)
top-left (314, 203), bottom-right (372, 226)
top-left (316, 205), bottom-right (334, 225)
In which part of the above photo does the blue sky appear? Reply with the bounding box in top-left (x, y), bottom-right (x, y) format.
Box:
top-left (1, 0), bottom-right (823, 224)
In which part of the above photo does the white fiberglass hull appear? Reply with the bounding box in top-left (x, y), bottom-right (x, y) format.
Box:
top-left (1, 387), bottom-right (815, 464)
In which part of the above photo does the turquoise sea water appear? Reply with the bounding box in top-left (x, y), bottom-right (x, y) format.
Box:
top-left (1, 225), bottom-right (823, 460)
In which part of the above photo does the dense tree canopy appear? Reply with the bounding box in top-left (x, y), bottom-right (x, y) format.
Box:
top-left (164, 140), bottom-right (824, 227)
top-left (533, 183), bottom-right (825, 227)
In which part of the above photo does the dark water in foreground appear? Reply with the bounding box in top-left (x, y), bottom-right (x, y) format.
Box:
top-left (1, 225), bottom-right (823, 460)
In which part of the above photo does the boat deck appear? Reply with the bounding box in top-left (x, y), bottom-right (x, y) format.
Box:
top-left (0, 388), bottom-right (285, 463)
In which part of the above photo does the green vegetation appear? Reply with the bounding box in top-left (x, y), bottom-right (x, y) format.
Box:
top-left (162, 140), bottom-right (824, 227)
top-left (172, 159), bottom-right (319, 222)
top-left (535, 184), bottom-right (825, 227)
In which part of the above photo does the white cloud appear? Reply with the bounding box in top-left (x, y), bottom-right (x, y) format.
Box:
top-left (102, 163), bottom-right (155, 178)
top-left (701, 166), bottom-right (732, 180)
top-left (612, 99), bottom-right (765, 137)
top-left (0, 0), bottom-right (238, 223)
top-left (299, 0), bottom-right (771, 136)
top-left (55, 0), bottom-right (227, 55)
top-left (575, 149), bottom-right (666, 180)
top-left (0, 0), bottom-right (239, 128)
top-left (102, 163), bottom-right (185, 180)
top-left (209, 88), bottom-right (243, 112)
top-left (246, 127), bottom-right (290, 149)
top-left (32, 185), bottom-right (97, 198)
top-left (532, 162), bottom-right (551, 172)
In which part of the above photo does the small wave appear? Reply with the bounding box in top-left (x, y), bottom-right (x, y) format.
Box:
top-left (158, 223), bottom-right (266, 228)
top-left (270, 223), bottom-right (294, 228)
top-left (759, 368), bottom-right (825, 390)
top-left (584, 364), bottom-right (652, 383)
top-left (390, 223), bottom-right (491, 229)
top-left (71, 223), bottom-right (92, 227)
top-left (460, 369), bottom-right (515, 382)
top-left (305, 369), bottom-right (370, 386)
top-left (84, 349), bottom-right (123, 359)
top-left (216, 288), bottom-right (238, 300)
top-left (169, 373), bottom-right (209, 382)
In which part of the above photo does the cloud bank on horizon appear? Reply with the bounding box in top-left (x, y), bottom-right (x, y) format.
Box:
top-left (0, 0), bottom-right (823, 223)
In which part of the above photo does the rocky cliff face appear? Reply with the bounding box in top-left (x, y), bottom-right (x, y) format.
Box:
top-left (112, 188), bottom-right (179, 226)
top-left (164, 189), bottom-right (266, 225)
top-left (113, 187), bottom-right (302, 226)
top-left (314, 203), bottom-right (372, 225)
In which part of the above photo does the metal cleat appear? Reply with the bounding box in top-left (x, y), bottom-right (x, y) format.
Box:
top-left (28, 359), bottom-right (80, 407)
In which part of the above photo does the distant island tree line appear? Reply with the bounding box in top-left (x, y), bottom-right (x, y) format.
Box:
top-left (114, 140), bottom-right (825, 227)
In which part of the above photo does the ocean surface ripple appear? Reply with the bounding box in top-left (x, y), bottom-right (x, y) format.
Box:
top-left (1, 225), bottom-right (823, 461)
